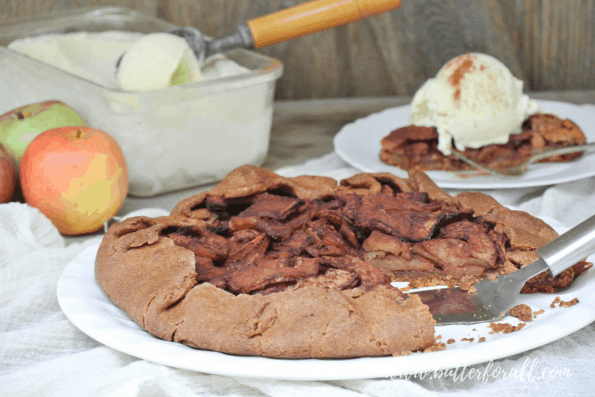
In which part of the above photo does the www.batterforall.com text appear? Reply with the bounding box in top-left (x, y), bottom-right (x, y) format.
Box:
top-left (389, 358), bottom-right (572, 383)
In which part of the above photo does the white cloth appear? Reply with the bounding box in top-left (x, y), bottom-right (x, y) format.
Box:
top-left (1, 153), bottom-right (595, 396)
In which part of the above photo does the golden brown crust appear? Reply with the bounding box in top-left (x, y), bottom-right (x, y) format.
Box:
top-left (454, 190), bottom-right (588, 292)
top-left (170, 283), bottom-right (435, 358)
top-left (408, 169), bottom-right (456, 204)
top-left (96, 166), bottom-right (591, 358)
top-left (455, 191), bottom-right (558, 249)
top-left (96, 214), bottom-right (436, 358)
top-left (171, 165), bottom-right (337, 225)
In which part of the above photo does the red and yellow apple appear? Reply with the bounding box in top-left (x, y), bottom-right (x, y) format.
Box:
top-left (20, 126), bottom-right (129, 236)
top-left (0, 143), bottom-right (17, 203)
top-left (0, 100), bottom-right (86, 164)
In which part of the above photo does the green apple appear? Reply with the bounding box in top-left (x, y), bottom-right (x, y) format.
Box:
top-left (0, 100), bottom-right (86, 164)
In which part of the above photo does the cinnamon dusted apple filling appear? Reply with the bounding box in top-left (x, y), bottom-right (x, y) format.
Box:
top-left (160, 192), bottom-right (391, 296)
top-left (380, 113), bottom-right (587, 172)
top-left (159, 168), bottom-right (590, 294)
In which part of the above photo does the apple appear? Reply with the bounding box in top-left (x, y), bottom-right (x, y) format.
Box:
top-left (0, 143), bottom-right (17, 203)
top-left (20, 126), bottom-right (129, 236)
top-left (0, 100), bottom-right (86, 164)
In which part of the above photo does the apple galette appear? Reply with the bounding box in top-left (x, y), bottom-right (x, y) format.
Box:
top-left (95, 165), bottom-right (591, 358)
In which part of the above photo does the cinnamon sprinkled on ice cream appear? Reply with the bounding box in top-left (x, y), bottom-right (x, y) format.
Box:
top-left (446, 55), bottom-right (476, 102)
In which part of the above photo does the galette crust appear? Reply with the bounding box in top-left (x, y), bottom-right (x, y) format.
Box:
top-left (96, 165), bottom-right (591, 358)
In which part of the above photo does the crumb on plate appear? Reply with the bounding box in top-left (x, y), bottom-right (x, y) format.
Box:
top-left (488, 322), bottom-right (526, 334)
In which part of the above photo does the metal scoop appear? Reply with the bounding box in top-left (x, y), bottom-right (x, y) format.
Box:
top-left (116, 0), bottom-right (403, 69)
top-left (408, 213), bottom-right (595, 325)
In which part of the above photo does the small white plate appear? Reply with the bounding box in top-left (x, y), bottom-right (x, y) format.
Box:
top-left (333, 100), bottom-right (595, 189)
top-left (57, 217), bottom-right (595, 381)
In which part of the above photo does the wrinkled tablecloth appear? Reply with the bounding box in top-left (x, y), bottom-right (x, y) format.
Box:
top-left (1, 152), bottom-right (594, 397)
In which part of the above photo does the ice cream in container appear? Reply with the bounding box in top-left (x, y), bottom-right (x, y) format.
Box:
top-left (0, 7), bottom-right (283, 197)
top-left (1, 1), bottom-right (406, 196)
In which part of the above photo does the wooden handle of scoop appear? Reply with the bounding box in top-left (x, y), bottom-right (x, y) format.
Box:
top-left (246, 0), bottom-right (402, 48)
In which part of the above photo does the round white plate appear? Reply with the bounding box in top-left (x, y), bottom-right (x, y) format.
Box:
top-left (333, 100), bottom-right (595, 189)
top-left (57, 219), bottom-right (595, 381)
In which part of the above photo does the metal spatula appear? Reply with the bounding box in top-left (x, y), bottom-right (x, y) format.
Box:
top-left (408, 213), bottom-right (595, 325)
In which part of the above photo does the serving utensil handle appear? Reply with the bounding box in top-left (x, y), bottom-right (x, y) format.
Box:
top-left (246, 0), bottom-right (402, 48)
top-left (538, 214), bottom-right (595, 277)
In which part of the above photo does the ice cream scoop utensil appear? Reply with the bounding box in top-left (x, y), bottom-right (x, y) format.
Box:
top-left (409, 213), bottom-right (595, 325)
top-left (450, 142), bottom-right (595, 178)
top-left (116, 0), bottom-right (402, 68)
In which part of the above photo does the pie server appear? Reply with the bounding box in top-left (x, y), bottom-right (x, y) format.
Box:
top-left (407, 213), bottom-right (595, 326)
top-left (116, 0), bottom-right (403, 69)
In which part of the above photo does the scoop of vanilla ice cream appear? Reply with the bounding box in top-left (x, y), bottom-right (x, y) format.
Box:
top-left (410, 53), bottom-right (539, 155)
top-left (117, 33), bottom-right (203, 91)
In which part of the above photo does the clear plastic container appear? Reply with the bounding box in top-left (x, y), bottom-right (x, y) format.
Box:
top-left (0, 7), bottom-right (283, 197)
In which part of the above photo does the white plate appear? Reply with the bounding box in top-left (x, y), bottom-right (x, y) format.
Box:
top-left (333, 100), bottom-right (595, 189)
top-left (57, 219), bottom-right (595, 381)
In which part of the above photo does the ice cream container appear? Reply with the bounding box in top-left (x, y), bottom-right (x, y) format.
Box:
top-left (0, 7), bottom-right (283, 197)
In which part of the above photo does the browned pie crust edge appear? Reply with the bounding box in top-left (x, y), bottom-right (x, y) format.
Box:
top-left (96, 214), bottom-right (436, 358)
top-left (95, 166), bottom-right (591, 358)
